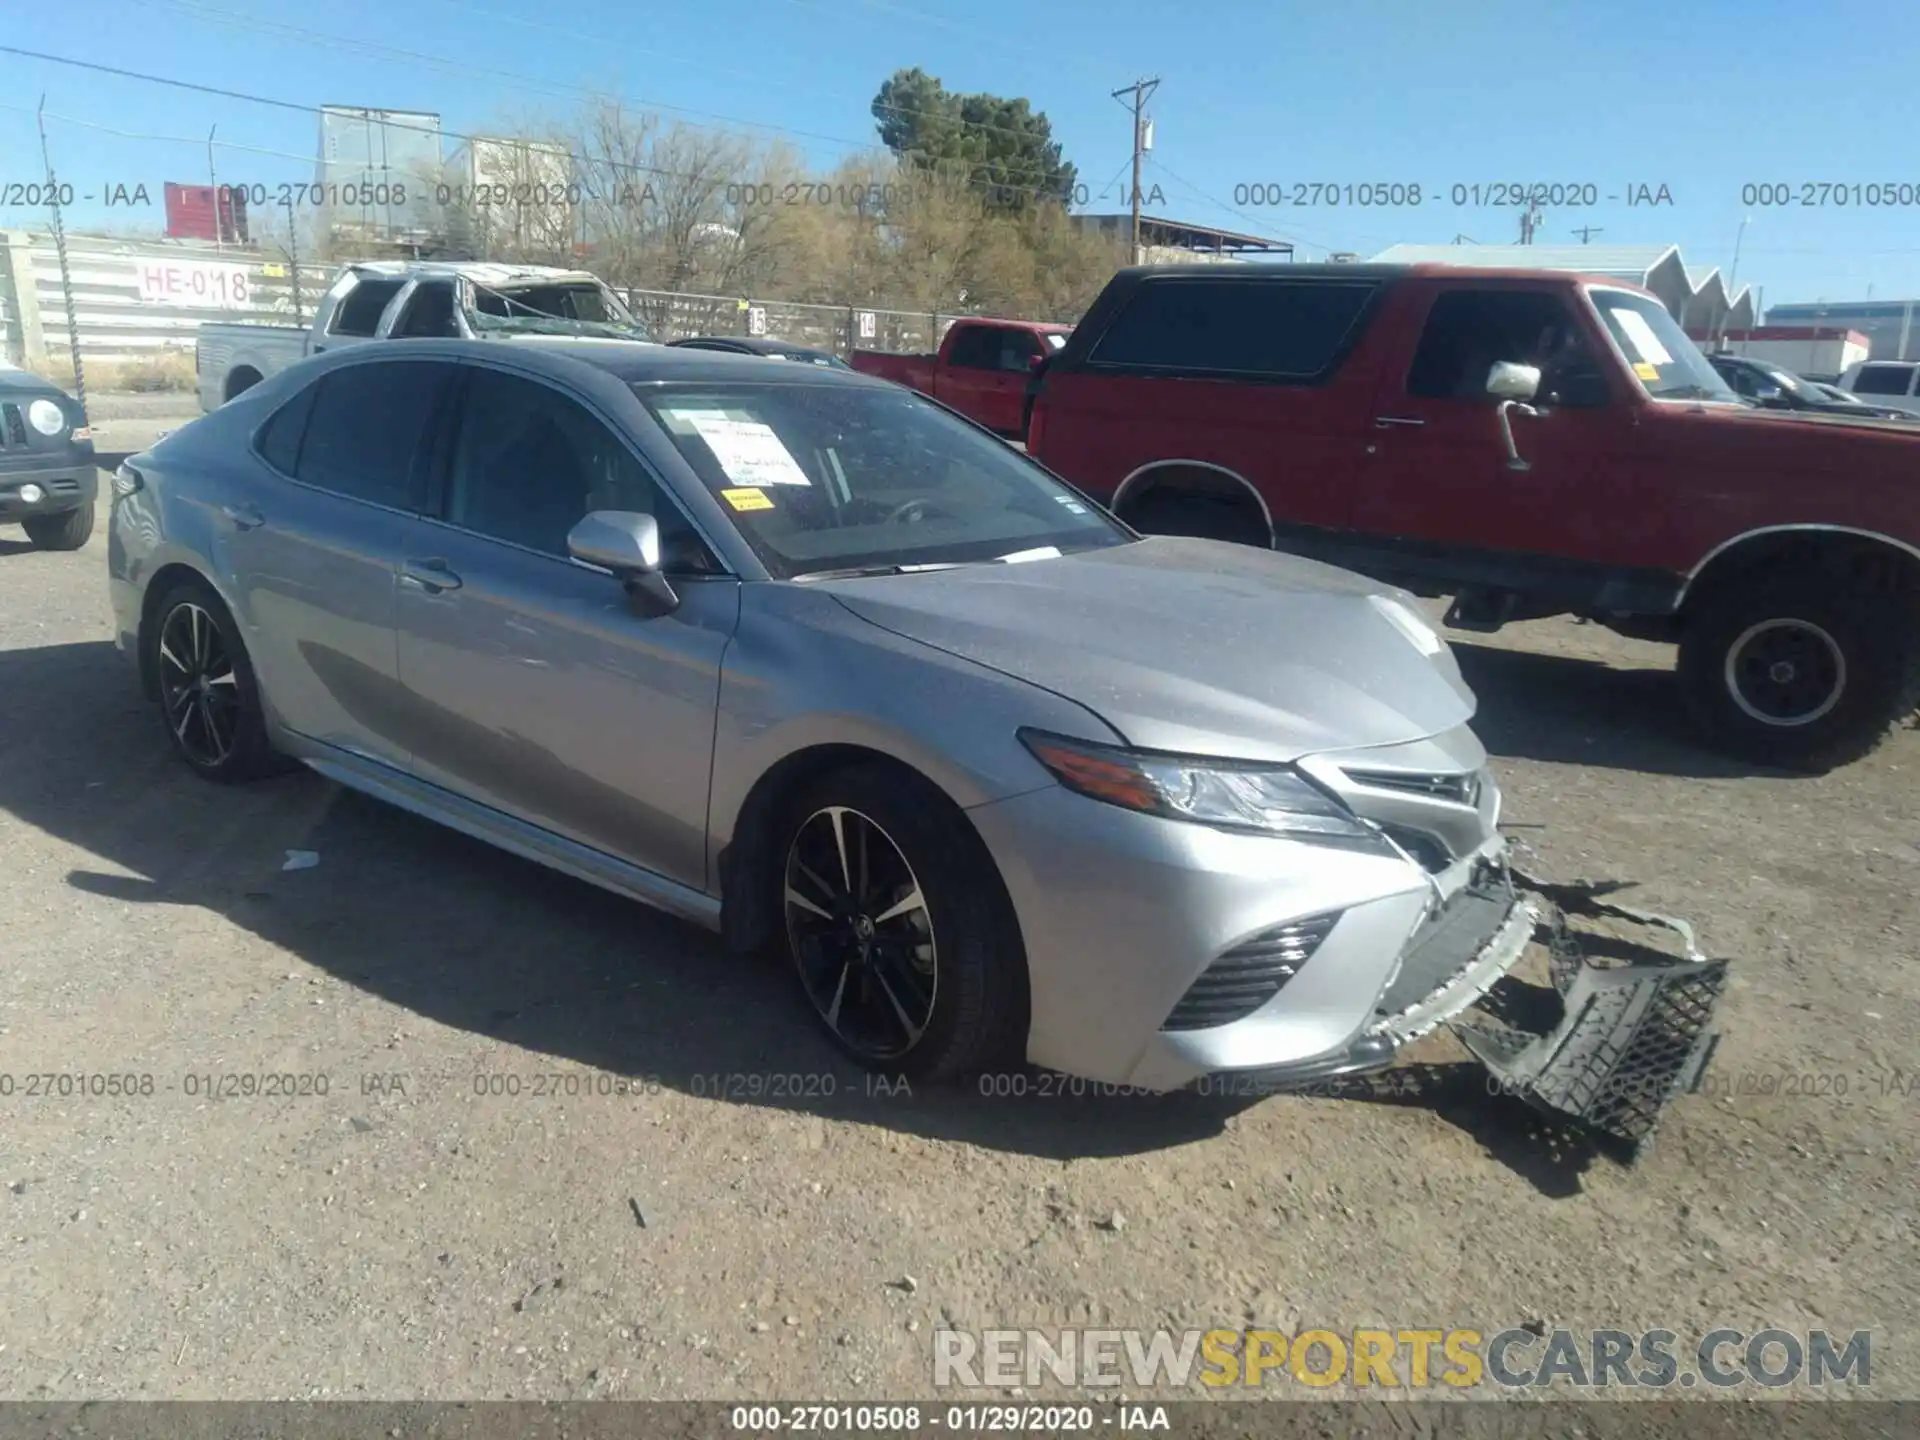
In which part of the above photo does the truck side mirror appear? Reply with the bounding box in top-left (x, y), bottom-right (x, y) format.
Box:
top-left (1487, 363), bottom-right (1543, 473)
top-left (1486, 361), bottom-right (1542, 401)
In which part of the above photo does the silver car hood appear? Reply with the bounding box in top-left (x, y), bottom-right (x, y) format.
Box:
top-left (816, 536), bottom-right (1477, 763)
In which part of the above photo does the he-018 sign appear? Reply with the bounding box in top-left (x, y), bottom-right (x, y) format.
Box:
top-left (137, 260), bottom-right (252, 308)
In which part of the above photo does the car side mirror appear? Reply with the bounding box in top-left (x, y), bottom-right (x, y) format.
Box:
top-left (567, 510), bottom-right (680, 617)
top-left (1486, 361), bottom-right (1542, 401)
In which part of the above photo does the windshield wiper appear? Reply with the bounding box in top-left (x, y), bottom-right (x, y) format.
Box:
top-left (792, 562), bottom-right (969, 581)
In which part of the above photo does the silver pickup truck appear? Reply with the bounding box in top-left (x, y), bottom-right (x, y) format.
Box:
top-left (194, 260), bottom-right (654, 412)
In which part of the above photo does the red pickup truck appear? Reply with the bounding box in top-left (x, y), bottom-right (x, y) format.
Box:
top-left (852, 316), bottom-right (1072, 437)
top-left (1028, 263), bottom-right (1920, 771)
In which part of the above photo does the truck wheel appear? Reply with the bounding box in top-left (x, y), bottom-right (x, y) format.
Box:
top-left (22, 503), bottom-right (95, 551)
top-left (1678, 574), bottom-right (1920, 771)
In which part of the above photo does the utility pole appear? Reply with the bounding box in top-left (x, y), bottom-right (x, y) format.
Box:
top-left (1573, 225), bottom-right (1603, 243)
top-left (1111, 76), bottom-right (1160, 264)
top-left (1518, 199), bottom-right (1542, 244)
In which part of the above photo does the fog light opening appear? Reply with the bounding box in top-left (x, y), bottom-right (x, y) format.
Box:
top-left (17, 483), bottom-right (45, 505)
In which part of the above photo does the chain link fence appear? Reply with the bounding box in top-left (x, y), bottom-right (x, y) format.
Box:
top-left (624, 287), bottom-right (1071, 358)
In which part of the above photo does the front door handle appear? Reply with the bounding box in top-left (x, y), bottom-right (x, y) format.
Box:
top-left (220, 502), bottom-right (265, 530)
top-left (401, 557), bottom-right (463, 594)
top-left (1373, 415), bottom-right (1426, 429)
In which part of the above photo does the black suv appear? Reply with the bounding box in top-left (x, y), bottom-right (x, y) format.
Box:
top-left (0, 368), bottom-right (96, 550)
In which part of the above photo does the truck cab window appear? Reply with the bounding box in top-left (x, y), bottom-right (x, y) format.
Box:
top-left (946, 326), bottom-right (1003, 370)
top-left (331, 278), bottom-right (406, 337)
top-left (998, 333), bottom-right (1042, 372)
top-left (392, 283), bottom-right (459, 338)
top-left (1407, 290), bottom-right (1605, 406)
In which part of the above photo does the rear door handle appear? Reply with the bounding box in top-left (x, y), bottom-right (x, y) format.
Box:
top-left (221, 502), bottom-right (265, 530)
top-left (400, 557), bottom-right (463, 594)
top-left (1373, 415), bottom-right (1426, 429)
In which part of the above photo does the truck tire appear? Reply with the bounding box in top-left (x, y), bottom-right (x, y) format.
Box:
top-left (22, 503), bottom-right (95, 551)
top-left (1678, 572), bottom-right (1920, 771)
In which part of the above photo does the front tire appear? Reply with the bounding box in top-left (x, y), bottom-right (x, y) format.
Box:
top-left (22, 503), bottom-right (94, 551)
top-left (145, 581), bottom-right (282, 782)
top-left (775, 763), bottom-right (1028, 1082)
top-left (1678, 573), bottom-right (1920, 771)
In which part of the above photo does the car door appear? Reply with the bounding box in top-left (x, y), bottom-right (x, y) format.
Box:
top-left (220, 357), bottom-right (452, 768)
top-left (1354, 283), bottom-right (1620, 566)
top-left (391, 361), bottom-right (740, 891)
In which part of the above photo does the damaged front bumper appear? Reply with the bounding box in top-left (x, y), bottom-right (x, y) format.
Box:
top-left (1207, 862), bottom-right (1728, 1159)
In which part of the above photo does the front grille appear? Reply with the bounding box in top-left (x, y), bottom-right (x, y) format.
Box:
top-left (0, 403), bottom-right (23, 449)
top-left (1344, 767), bottom-right (1482, 808)
top-left (1162, 912), bottom-right (1340, 1031)
top-left (47, 477), bottom-right (81, 496)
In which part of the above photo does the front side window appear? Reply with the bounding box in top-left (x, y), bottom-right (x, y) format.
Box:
top-left (1406, 289), bottom-right (1608, 406)
top-left (1086, 278), bottom-right (1378, 380)
top-left (294, 360), bottom-right (447, 508)
top-left (444, 368), bottom-right (707, 567)
top-left (1588, 289), bottom-right (1737, 402)
top-left (637, 381), bottom-right (1129, 579)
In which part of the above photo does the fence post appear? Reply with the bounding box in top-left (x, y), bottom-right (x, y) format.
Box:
top-left (37, 101), bottom-right (86, 421)
top-left (846, 304), bottom-right (855, 357)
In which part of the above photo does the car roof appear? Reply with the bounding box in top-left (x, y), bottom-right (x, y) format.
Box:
top-left (1106, 261), bottom-right (1659, 296)
top-left (309, 336), bottom-right (891, 390)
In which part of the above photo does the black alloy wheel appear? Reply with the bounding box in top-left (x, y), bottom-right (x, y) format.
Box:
top-left (146, 583), bottom-right (282, 782)
top-left (783, 804), bottom-right (937, 1062)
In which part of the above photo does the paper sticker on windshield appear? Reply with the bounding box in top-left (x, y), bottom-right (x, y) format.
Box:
top-left (1633, 361), bottom-right (1660, 382)
top-left (721, 486), bottom-right (774, 512)
top-left (1054, 495), bottom-right (1090, 515)
top-left (674, 412), bottom-right (812, 486)
top-left (1612, 309), bottom-right (1675, 367)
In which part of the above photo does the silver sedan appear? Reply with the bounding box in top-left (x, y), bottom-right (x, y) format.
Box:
top-left (107, 339), bottom-right (1528, 1091)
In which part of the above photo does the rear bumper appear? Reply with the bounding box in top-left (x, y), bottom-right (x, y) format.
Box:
top-left (0, 459), bottom-right (97, 517)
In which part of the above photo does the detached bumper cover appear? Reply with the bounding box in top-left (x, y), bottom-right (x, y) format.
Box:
top-left (1453, 868), bottom-right (1728, 1157)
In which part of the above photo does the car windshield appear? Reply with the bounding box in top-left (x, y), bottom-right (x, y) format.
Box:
top-left (637, 381), bottom-right (1130, 578)
top-left (1588, 289), bottom-right (1738, 402)
top-left (1750, 360), bottom-right (1822, 402)
top-left (469, 282), bottom-right (654, 341)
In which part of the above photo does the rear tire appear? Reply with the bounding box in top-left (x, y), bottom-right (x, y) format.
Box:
top-left (144, 580), bottom-right (283, 782)
top-left (773, 763), bottom-right (1028, 1083)
top-left (1678, 572), bottom-right (1920, 771)
top-left (22, 503), bottom-right (94, 551)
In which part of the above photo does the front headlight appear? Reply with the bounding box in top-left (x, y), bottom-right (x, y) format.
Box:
top-left (27, 399), bottom-right (67, 436)
top-left (1369, 594), bottom-right (1446, 658)
top-left (1019, 729), bottom-right (1391, 851)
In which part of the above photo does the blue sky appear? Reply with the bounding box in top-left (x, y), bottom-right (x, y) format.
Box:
top-left (3, 0), bottom-right (1918, 307)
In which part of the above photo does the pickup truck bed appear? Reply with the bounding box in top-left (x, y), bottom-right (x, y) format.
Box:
top-left (850, 316), bottom-right (1071, 437)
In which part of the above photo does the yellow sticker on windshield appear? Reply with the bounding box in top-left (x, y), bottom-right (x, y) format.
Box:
top-left (1633, 361), bottom-right (1660, 382)
top-left (721, 487), bottom-right (774, 512)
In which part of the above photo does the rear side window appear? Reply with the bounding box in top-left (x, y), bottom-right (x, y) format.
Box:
top-left (1086, 278), bottom-right (1378, 380)
top-left (330, 278), bottom-right (405, 337)
top-left (1854, 364), bottom-right (1917, 396)
top-left (255, 381), bottom-right (317, 475)
top-left (294, 361), bottom-right (448, 508)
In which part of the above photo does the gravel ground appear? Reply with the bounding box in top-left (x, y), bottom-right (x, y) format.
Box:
top-left (0, 502), bottom-right (1914, 1407)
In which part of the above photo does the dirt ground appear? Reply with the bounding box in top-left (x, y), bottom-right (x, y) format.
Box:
top-left (0, 492), bottom-right (1914, 1407)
